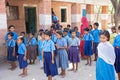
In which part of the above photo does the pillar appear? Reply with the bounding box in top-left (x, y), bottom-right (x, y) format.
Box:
top-left (101, 6), bottom-right (108, 30)
top-left (86, 4), bottom-right (94, 25)
top-left (39, 0), bottom-right (52, 30)
top-left (71, 3), bottom-right (81, 29)
top-left (0, 0), bottom-right (7, 61)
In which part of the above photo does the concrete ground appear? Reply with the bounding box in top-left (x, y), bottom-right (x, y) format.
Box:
top-left (0, 59), bottom-right (118, 80)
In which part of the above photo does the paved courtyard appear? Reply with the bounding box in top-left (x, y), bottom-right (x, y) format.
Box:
top-left (0, 58), bottom-right (118, 80)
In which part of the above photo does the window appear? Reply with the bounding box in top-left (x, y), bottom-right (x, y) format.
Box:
top-left (61, 8), bottom-right (67, 22)
top-left (7, 6), bottom-right (19, 20)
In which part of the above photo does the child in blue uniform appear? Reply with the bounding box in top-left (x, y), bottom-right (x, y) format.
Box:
top-left (17, 36), bottom-right (28, 77)
top-left (74, 27), bottom-right (80, 38)
top-left (27, 32), bottom-right (37, 64)
top-left (91, 22), bottom-right (100, 61)
top-left (51, 27), bottom-right (57, 43)
top-left (7, 32), bottom-right (17, 70)
top-left (96, 30), bottom-right (115, 80)
top-left (83, 28), bottom-right (93, 66)
top-left (113, 26), bottom-right (120, 80)
top-left (42, 31), bottom-right (58, 80)
top-left (55, 31), bottom-right (68, 77)
top-left (20, 32), bottom-right (27, 45)
top-left (5, 25), bottom-right (18, 41)
top-left (67, 24), bottom-right (71, 37)
top-left (63, 29), bottom-right (70, 46)
top-left (5, 25), bottom-right (18, 57)
top-left (38, 31), bottom-right (45, 68)
top-left (89, 25), bottom-right (93, 34)
top-left (68, 29), bottom-right (80, 72)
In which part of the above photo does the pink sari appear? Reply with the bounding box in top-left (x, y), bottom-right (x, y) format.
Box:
top-left (80, 17), bottom-right (89, 58)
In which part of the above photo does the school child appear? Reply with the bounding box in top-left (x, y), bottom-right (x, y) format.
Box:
top-left (20, 32), bottom-right (27, 45)
top-left (83, 28), bottom-right (93, 66)
top-left (7, 32), bottom-right (17, 70)
top-left (51, 27), bottom-right (57, 43)
top-left (27, 32), bottom-right (37, 64)
top-left (89, 25), bottom-right (93, 34)
top-left (38, 29), bottom-right (44, 41)
top-left (113, 26), bottom-right (120, 80)
top-left (96, 30), bottom-right (115, 80)
top-left (55, 31), bottom-right (68, 77)
top-left (5, 25), bottom-right (18, 57)
top-left (91, 22), bottom-right (100, 61)
top-left (67, 24), bottom-right (71, 37)
top-left (42, 31), bottom-right (58, 80)
top-left (63, 28), bottom-right (70, 45)
top-left (74, 26), bottom-right (80, 38)
top-left (5, 25), bottom-right (18, 41)
top-left (59, 25), bottom-right (63, 32)
top-left (68, 29), bottom-right (80, 72)
top-left (110, 27), bottom-right (117, 44)
top-left (17, 36), bottom-right (28, 77)
top-left (38, 31), bottom-right (45, 68)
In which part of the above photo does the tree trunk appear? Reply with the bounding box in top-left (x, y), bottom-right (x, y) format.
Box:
top-left (114, 11), bottom-right (119, 28)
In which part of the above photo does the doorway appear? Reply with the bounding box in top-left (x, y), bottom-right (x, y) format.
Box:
top-left (24, 7), bottom-right (37, 33)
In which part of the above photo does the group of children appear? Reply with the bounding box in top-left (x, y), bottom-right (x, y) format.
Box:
top-left (5, 22), bottom-right (120, 80)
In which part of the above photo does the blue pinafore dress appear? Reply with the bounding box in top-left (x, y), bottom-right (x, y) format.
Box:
top-left (84, 35), bottom-right (93, 56)
top-left (7, 41), bottom-right (17, 61)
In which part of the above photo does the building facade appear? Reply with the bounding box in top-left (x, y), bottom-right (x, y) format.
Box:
top-left (0, 0), bottom-right (109, 59)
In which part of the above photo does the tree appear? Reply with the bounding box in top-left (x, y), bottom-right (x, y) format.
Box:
top-left (110, 0), bottom-right (120, 27)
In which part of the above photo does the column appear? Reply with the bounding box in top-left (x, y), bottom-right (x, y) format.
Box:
top-left (101, 6), bottom-right (108, 30)
top-left (71, 3), bottom-right (81, 28)
top-left (86, 4), bottom-right (94, 25)
top-left (39, 0), bottom-right (52, 30)
top-left (0, 0), bottom-right (7, 60)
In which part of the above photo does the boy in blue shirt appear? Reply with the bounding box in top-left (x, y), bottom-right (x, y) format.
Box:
top-left (91, 22), bottom-right (100, 61)
top-left (42, 31), bottom-right (58, 80)
top-left (5, 25), bottom-right (18, 41)
top-left (7, 32), bottom-right (17, 70)
top-left (17, 36), bottom-right (28, 77)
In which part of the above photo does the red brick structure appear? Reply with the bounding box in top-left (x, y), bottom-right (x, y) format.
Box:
top-left (0, 0), bottom-right (109, 59)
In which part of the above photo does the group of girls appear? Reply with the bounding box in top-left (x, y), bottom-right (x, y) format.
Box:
top-left (5, 23), bottom-right (120, 80)
top-left (37, 25), bottom-right (80, 80)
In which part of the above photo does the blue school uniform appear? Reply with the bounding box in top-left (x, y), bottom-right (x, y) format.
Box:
top-left (18, 43), bottom-right (28, 69)
top-left (52, 15), bottom-right (58, 23)
top-left (38, 40), bottom-right (44, 60)
top-left (42, 40), bottom-right (58, 77)
top-left (27, 37), bottom-right (37, 60)
top-left (7, 39), bottom-right (17, 61)
top-left (56, 38), bottom-right (68, 69)
top-left (68, 30), bottom-right (71, 37)
top-left (96, 58), bottom-right (115, 80)
top-left (113, 34), bottom-right (120, 73)
top-left (5, 32), bottom-right (18, 41)
top-left (90, 30), bottom-right (93, 34)
top-left (5, 32), bottom-right (18, 55)
top-left (83, 33), bottom-right (93, 56)
top-left (28, 37), bottom-right (37, 46)
top-left (51, 34), bottom-right (57, 43)
top-left (91, 29), bottom-right (100, 54)
top-left (64, 35), bottom-right (70, 45)
top-left (23, 37), bottom-right (27, 45)
top-left (68, 37), bottom-right (80, 63)
top-left (76, 32), bottom-right (80, 38)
